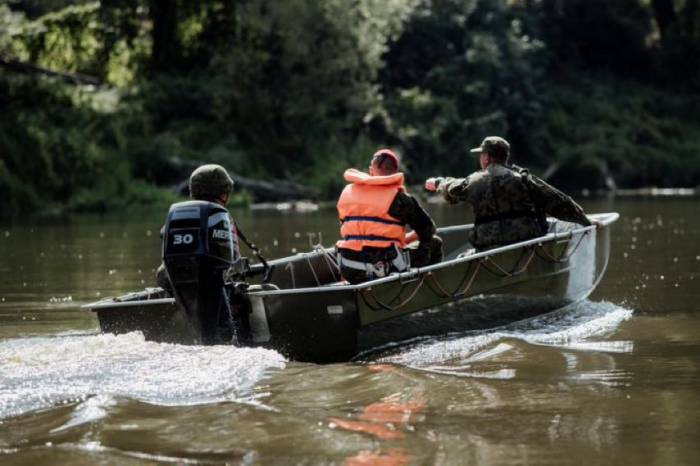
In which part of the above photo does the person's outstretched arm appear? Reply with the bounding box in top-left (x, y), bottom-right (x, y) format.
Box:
top-left (526, 174), bottom-right (592, 226)
top-left (425, 176), bottom-right (472, 204)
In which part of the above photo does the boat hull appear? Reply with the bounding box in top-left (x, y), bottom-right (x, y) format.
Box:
top-left (84, 213), bottom-right (617, 362)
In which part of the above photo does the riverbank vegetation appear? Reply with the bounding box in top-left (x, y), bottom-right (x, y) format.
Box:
top-left (1, 0), bottom-right (699, 217)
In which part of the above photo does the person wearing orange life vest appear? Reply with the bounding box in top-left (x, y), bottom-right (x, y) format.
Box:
top-left (336, 149), bottom-right (443, 284)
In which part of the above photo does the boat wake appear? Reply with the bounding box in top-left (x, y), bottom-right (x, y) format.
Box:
top-left (366, 300), bottom-right (634, 369)
top-left (0, 332), bottom-right (286, 420)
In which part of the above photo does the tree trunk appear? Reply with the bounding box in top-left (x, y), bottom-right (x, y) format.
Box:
top-left (651, 0), bottom-right (678, 40)
top-left (162, 157), bottom-right (315, 202)
top-left (150, 0), bottom-right (178, 73)
top-left (684, 0), bottom-right (699, 39)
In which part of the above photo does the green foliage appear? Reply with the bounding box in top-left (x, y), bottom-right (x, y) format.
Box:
top-left (15, 2), bottom-right (103, 74)
top-left (207, 0), bottom-right (419, 177)
top-left (536, 0), bottom-right (653, 75)
top-left (380, 0), bottom-right (544, 177)
top-left (7, 0), bottom-right (149, 85)
top-left (303, 136), bottom-right (380, 199)
top-left (120, 73), bottom-right (253, 181)
top-left (68, 178), bottom-right (179, 213)
top-left (2, 0), bottom-right (700, 219)
top-left (0, 158), bottom-right (40, 215)
top-left (531, 73), bottom-right (700, 188)
top-left (0, 74), bottom-right (175, 218)
top-left (0, 3), bottom-right (25, 56)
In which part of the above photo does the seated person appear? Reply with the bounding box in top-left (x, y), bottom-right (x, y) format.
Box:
top-left (426, 136), bottom-right (600, 251)
top-left (336, 149), bottom-right (443, 284)
top-left (156, 164), bottom-right (241, 292)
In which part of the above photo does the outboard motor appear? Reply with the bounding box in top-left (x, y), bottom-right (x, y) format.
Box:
top-left (162, 200), bottom-right (241, 344)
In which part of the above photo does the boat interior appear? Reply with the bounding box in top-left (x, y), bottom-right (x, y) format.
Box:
top-left (246, 217), bottom-right (589, 291)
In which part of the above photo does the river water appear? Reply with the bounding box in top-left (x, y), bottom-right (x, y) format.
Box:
top-left (0, 198), bottom-right (698, 465)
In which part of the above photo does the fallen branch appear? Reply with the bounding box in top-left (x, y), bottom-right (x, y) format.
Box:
top-left (0, 56), bottom-right (101, 86)
top-left (166, 157), bottom-right (315, 202)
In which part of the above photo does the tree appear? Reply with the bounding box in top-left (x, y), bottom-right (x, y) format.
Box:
top-left (149, 0), bottom-right (178, 73)
top-left (210, 0), bottom-right (418, 177)
top-left (647, 0), bottom-right (700, 87)
top-left (380, 0), bottom-right (545, 175)
top-left (537, 0), bottom-right (652, 75)
top-left (0, 3), bottom-right (24, 58)
top-left (652, 0), bottom-right (677, 40)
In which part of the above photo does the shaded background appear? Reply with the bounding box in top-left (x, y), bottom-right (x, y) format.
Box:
top-left (1, 0), bottom-right (700, 218)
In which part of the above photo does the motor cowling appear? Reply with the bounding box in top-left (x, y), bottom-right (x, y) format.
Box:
top-left (162, 200), bottom-right (241, 344)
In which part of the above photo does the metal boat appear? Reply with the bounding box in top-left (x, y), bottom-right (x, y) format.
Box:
top-left (83, 212), bottom-right (619, 362)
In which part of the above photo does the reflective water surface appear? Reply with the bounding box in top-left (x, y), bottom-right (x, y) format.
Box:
top-left (1, 198), bottom-right (699, 465)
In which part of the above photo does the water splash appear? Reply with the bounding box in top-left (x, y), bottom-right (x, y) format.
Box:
top-left (374, 300), bottom-right (633, 367)
top-left (50, 394), bottom-right (116, 432)
top-left (0, 332), bottom-right (286, 419)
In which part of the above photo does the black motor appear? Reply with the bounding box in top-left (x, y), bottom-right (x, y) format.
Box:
top-left (162, 200), bottom-right (241, 344)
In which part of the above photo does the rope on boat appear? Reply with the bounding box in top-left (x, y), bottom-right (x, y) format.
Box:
top-left (535, 231), bottom-right (589, 263)
top-left (283, 246), bottom-right (342, 289)
top-left (285, 261), bottom-right (296, 289)
top-left (362, 247), bottom-right (534, 312)
top-left (360, 276), bottom-right (426, 312)
top-left (425, 246), bottom-right (532, 300)
top-left (481, 247), bottom-right (537, 278)
top-left (305, 254), bottom-right (321, 287)
top-left (426, 259), bottom-right (482, 299)
top-left (313, 245), bottom-right (341, 282)
top-left (356, 229), bottom-right (591, 313)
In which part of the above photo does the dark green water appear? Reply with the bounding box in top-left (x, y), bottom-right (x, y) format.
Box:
top-left (1, 198), bottom-right (699, 465)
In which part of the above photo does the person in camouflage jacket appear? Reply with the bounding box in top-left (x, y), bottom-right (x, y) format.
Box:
top-left (426, 136), bottom-right (599, 250)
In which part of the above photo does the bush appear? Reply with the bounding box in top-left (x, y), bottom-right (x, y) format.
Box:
top-left (531, 73), bottom-right (700, 189)
top-left (380, 0), bottom-right (544, 179)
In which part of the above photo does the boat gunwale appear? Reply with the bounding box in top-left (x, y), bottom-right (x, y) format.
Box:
top-left (81, 212), bottom-right (618, 308)
top-left (83, 297), bottom-right (177, 310)
top-left (243, 212), bottom-right (618, 296)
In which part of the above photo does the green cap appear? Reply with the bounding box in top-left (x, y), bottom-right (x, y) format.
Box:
top-left (469, 136), bottom-right (510, 161)
top-left (189, 164), bottom-right (234, 199)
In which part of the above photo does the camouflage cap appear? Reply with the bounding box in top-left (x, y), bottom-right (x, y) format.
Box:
top-left (469, 136), bottom-right (510, 161)
top-left (189, 164), bottom-right (234, 199)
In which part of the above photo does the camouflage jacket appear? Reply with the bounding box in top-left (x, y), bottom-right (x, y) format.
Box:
top-left (440, 164), bottom-right (591, 250)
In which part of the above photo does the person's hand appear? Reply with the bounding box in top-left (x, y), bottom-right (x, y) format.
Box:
top-left (425, 177), bottom-right (443, 192)
top-left (591, 219), bottom-right (603, 229)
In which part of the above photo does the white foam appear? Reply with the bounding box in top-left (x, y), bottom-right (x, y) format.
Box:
top-left (378, 301), bottom-right (633, 366)
top-left (50, 395), bottom-right (116, 432)
top-left (0, 332), bottom-right (286, 419)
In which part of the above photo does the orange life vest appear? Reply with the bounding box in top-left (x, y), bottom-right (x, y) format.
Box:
top-left (336, 169), bottom-right (407, 251)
